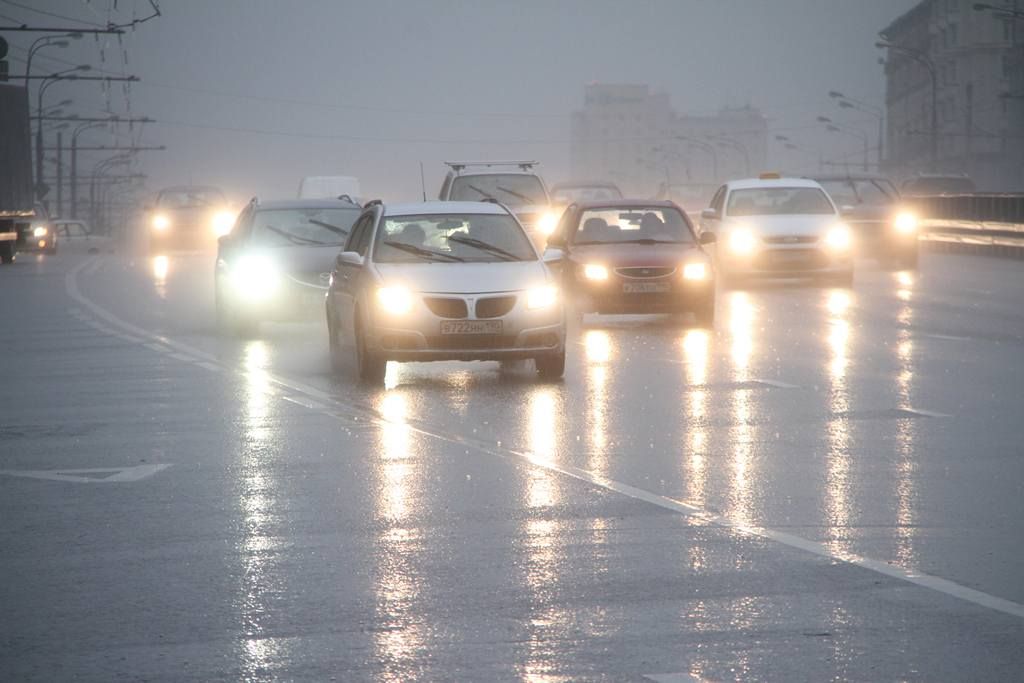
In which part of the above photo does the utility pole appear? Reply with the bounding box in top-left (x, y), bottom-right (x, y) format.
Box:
top-left (56, 132), bottom-right (63, 217)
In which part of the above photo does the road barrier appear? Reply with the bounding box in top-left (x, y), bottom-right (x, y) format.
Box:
top-left (911, 193), bottom-right (1024, 259)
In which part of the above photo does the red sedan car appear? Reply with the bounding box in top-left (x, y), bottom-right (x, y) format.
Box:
top-left (542, 200), bottom-right (716, 325)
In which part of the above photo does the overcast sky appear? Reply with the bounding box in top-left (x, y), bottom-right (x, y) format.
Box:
top-left (6, 0), bottom-right (919, 204)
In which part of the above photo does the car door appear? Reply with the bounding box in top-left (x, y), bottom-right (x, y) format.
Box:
top-left (332, 211), bottom-right (375, 341)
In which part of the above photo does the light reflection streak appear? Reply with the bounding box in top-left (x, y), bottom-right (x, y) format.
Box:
top-left (726, 294), bottom-right (756, 526)
top-left (823, 289), bottom-right (853, 556)
top-left (151, 255), bottom-right (169, 299)
top-left (682, 330), bottom-right (710, 507)
top-left (893, 271), bottom-right (919, 566)
top-left (237, 341), bottom-right (279, 677)
top-left (584, 330), bottom-right (613, 477)
top-left (371, 388), bottom-right (427, 674)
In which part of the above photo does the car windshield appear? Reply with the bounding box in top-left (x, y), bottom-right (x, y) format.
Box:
top-left (572, 207), bottom-right (695, 245)
top-left (449, 174), bottom-right (548, 206)
top-left (727, 187), bottom-right (835, 216)
top-left (250, 208), bottom-right (360, 247)
top-left (818, 179), bottom-right (897, 207)
top-left (374, 213), bottom-right (536, 263)
top-left (157, 189), bottom-right (226, 209)
top-left (551, 185), bottom-right (622, 203)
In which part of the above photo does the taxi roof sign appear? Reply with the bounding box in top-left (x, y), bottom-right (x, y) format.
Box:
top-left (759, 172), bottom-right (782, 180)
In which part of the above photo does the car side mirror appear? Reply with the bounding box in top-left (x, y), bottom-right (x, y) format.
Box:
top-left (217, 234), bottom-right (231, 247)
top-left (698, 232), bottom-right (716, 245)
top-left (336, 251), bottom-right (364, 268)
top-left (542, 247), bottom-right (565, 263)
top-left (700, 208), bottom-right (719, 220)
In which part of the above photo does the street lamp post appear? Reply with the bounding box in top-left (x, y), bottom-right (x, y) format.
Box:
top-left (829, 90), bottom-right (885, 168)
top-left (818, 116), bottom-right (870, 171)
top-left (675, 136), bottom-right (719, 182)
top-left (876, 40), bottom-right (938, 168)
top-left (24, 33), bottom-right (81, 84)
top-left (34, 66), bottom-right (91, 199)
top-left (71, 120), bottom-right (108, 218)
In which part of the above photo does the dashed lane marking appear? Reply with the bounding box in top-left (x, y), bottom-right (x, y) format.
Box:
top-left (63, 256), bottom-right (1024, 621)
top-left (0, 464), bottom-right (172, 484)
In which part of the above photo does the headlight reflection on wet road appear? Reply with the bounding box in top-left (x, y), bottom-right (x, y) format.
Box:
top-left (824, 289), bottom-right (853, 557)
top-left (894, 271), bottom-right (920, 567)
top-left (682, 329), bottom-right (710, 508)
top-left (727, 293), bottom-right (758, 527)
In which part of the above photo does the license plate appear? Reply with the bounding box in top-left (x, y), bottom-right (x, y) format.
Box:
top-left (772, 251), bottom-right (810, 264)
top-left (622, 282), bottom-right (670, 294)
top-left (440, 320), bottom-right (502, 335)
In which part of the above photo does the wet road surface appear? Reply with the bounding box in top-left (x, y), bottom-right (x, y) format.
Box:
top-left (2, 243), bottom-right (1023, 680)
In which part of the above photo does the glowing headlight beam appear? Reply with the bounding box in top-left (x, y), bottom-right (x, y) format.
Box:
top-left (212, 210), bottom-right (237, 237)
top-left (583, 264), bottom-right (609, 281)
top-left (537, 211), bottom-right (560, 237)
top-left (152, 214), bottom-right (170, 231)
top-left (825, 224), bottom-right (853, 250)
top-left (683, 262), bottom-right (708, 280)
top-left (33, 226), bottom-right (48, 238)
top-left (526, 284), bottom-right (558, 310)
top-left (893, 211), bottom-right (918, 234)
top-left (377, 286), bottom-right (413, 315)
top-left (728, 228), bottom-right (757, 254)
top-left (229, 253), bottom-right (281, 300)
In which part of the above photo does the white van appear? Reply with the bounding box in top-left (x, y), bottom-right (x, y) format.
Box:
top-left (297, 176), bottom-right (361, 202)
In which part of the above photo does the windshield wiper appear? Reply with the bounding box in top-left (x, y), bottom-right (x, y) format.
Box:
top-left (381, 240), bottom-right (465, 262)
top-left (613, 238), bottom-right (685, 245)
top-left (264, 224), bottom-right (329, 245)
top-left (496, 186), bottom-right (534, 204)
top-left (308, 219), bottom-right (349, 237)
top-left (466, 184), bottom-right (497, 200)
top-left (447, 235), bottom-right (522, 261)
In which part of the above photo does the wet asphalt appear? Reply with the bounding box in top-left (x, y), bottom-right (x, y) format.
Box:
top-left (1, 242), bottom-right (1023, 681)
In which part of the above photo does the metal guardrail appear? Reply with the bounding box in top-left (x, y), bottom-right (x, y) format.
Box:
top-left (911, 194), bottom-right (1024, 257)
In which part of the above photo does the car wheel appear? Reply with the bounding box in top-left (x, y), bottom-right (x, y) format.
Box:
top-left (535, 348), bottom-right (566, 380)
top-left (327, 309), bottom-right (346, 373)
top-left (354, 311), bottom-right (386, 384)
top-left (0, 242), bottom-right (14, 264)
top-left (693, 295), bottom-right (715, 328)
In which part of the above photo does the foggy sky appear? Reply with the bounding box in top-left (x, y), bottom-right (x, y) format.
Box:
top-left (7, 0), bottom-right (919, 205)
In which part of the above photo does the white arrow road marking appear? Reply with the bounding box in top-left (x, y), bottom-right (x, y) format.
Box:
top-left (0, 464), bottom-right (171, 483)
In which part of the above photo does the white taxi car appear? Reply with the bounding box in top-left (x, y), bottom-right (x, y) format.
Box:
top-left (699, 175), bottom-right (854, 286)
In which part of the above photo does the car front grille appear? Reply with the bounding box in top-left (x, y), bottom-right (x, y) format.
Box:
top-left (754, 248), bottom-right (829, 271)
top-left (425, 334), bottom-right (518, 350)
top-left (615, 266), bottom-right (675, 279)
top-left (475, 295), bottom-right (516, 318)
top-left (762, 235), bottom-right (818, 244)
top-left (423, 297), bottom-right (468, 319)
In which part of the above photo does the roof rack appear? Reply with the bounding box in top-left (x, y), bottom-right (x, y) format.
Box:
top-left (444, 160), bottom-right (538, 173)
top-left (336, 194), bottom-right (360, 206)
top-left (363, 198), bottom-right (384, 208)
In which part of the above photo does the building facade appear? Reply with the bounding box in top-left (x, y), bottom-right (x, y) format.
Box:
top-left (880, 0), bottom-right (1024, 191)
top-left (569, 84), bottom-right (767, 201)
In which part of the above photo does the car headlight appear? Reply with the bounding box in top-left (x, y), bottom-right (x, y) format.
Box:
top-left (825, 224), bottom-right (853, 250)
top-left (32, 226), bottom-right (48, 238)
top-left (377, 286), bottom-right (413, 315)
top-left (212, 210), bottom-right (236, 237)
top-left (682, 262), bottom-right (708, 280)
top-left (152, 214), bottom-right (171, 231)
top-left (893, 211), bottom-right (918, 234)
top-left (728, 227), bottom-right (757, 254)
top-left (229, 253), bottom-right (280, 300)
top-left (537, 211), bottom-right (559, 236)
top-left (526, 284), bottom-right (558, 310)
top-left (583, 263), bottom-right (609, 281)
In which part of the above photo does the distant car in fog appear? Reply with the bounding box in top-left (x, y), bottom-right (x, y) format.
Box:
top-left (147, 186), bottom-right (236, 250)
top-left (214, 197), bottom-right (362, 336)
top-left (297, 175), bottom-right (361, 202)
top-left (53, 219), bottom-right (111, 252)
top-left (325, 199), bottom-right (565, 384)
top-left (438, 161), bottom-right (561, 247)
top-left (699, 175), bottom-right (854, 286)
top-left (543, 199), bottom-right (716, 325)
top-left (20, 201), bottom-right (57, 254)
top-left (814, 174), bottom-right (919, 268)
top-left (900, 173), bottom-right (976, 196)
top-left (549, 181), bottom-right (623, 204)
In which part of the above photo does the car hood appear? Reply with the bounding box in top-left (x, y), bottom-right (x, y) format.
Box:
top-left (375, 260), bottom-right (550, 294)
top-left (841, 204), bottom-right (895, 222)
top-left (567, 242), bottom-right (706, 266)
top-left (726, 214), bottom-right (841, 236)
top-left (258, 245), bottom-right (342, 287)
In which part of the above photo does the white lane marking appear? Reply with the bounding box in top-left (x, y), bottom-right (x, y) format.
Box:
top-left (0, 464), bottom-right (171, 484)
top-left (64, 258), bottom-right (1024, 621)
top-left (197, 361), bottom-right (221, 372)
top-left (644, 674), bottom-right (705, 683)
top-left (84, 258), bottom-right (103, 276)
top-left (751, 378), bottom-right (799, 389)
top-left (900, 406), bottom-right (952, 419)
top-left (927, 333), bottom-right (970, 342)
top-left (169, 353), bottom-right (193, 362)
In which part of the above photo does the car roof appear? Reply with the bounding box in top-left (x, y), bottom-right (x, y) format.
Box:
top-left (812, 174), bottom-right (895, 183)
top-left (571, 199), bottom-right (681, 211)
top-left (255, 199), bottom-right (360, 210)
top-left (382, 201), bottom-right (511, 217)
top-left (727, 177), bottom-right (825, 190)
top-left (448, 169), bottom-right (540, 177)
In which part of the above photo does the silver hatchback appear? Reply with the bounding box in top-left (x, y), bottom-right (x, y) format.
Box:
top-left (325, 200), bottom-right (565, 384)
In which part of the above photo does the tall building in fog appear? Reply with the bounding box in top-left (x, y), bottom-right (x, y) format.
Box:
top-left (569, 84), bottom-right (767, 199)
top-left (880, 0), bottom-right (1024, 190)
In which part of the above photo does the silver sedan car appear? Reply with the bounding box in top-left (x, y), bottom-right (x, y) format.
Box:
top-left (325, 200), bottom-right (566, 384)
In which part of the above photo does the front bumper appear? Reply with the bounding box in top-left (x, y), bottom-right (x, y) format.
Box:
top-left (571, 268), bottom-right (714, 313)
top-left (365, 291), bottom-right (565, 361)
top-left (850, 220), bottom-right (918, 258)
top-left (718, 244), bottom-right (852, 278)
top-left (220, 275), bottom-right (327, 322)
